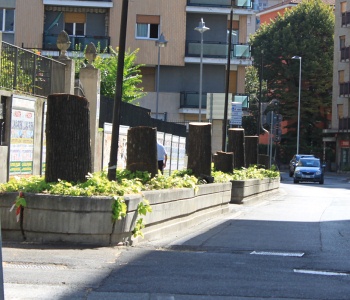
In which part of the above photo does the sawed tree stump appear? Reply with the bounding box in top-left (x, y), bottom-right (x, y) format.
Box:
top-left (245, 136), bottom-right (258, 167)
top-left (126, 126), bottom-right (158, 177)
top-left (45, 94), bottom-right (91, 183)
top-left (227, 128), bottom-right (245, 170)
top-left (187, 122), bottom-right (212, 178)
top-left (213, 151), bottom-right (234, 173)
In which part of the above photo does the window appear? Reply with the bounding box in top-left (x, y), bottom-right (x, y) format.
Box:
top-left (340, 35), bottom-right (346, 48)
top-left (136, 15), bottom-right (160, 39)
top-left (64, 13), bottom-right (86, 36)
top-left (339, 70), bottom-right (345, 83)
top-left (0, 8), bottom-right (14, 32)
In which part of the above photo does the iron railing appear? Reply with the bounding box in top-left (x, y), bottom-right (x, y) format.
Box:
top-left (43, 34), bottom-right (110, 52)
top-left (0, 42), bottom-right (66, 97)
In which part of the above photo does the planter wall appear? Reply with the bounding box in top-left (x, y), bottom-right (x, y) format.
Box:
top-left (231, 178), bottom-right (280, 204)
top-left (0, 182), bottom-right (232, 246)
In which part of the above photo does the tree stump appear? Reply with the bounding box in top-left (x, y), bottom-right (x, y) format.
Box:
top-left (227, 128), bottom-right (245, 170)
top-left (187, 122), bottom-right (212, 178)
top-left (245, 136), bottom-right (258, 167)
top-left (45, 94), bottom-right (91, 183)
top-left (126, 126), bottom-right (158, 177)
top-left (213, 151), bottom-right (234, 173)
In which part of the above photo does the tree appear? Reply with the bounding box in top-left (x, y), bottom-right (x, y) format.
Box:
top-left (250, 0), bottom-right (334, 161)
top-left (243, 65), bottom-right (268, 136)
top-left (73, 46), bottom-right (146, 103)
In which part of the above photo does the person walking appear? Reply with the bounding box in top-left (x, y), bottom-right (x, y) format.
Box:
top-left (157, 141), bottom-right (167, 174)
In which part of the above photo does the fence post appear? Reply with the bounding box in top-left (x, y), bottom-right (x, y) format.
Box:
top-left (80, 65), bottom-right (101, 172)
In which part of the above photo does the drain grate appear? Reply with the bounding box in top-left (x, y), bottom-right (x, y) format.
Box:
top-left (294, 269), bottom-right (350, 276)
top-left (3, 262), bottom-right (68, 270)
top-left (250, 251), bottom-right (305, 257)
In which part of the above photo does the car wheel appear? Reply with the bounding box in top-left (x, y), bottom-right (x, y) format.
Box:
top-left (319, 179), bottom-right (324, 185)
top-left (294, 179), bottom-right (299, 184)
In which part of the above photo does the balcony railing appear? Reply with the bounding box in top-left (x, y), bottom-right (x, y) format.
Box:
top-left (339, 82), bottom-right (350, 96)
top-left (342, 12), bottom-right (350, 27)
top-left (43, 34), bottom-right (110, 52)
top-left (339, 117), bottom-right (350, 130)
top-left (180, 92), bottom-right (207, 109)
top-left (187, 0), bottom-right (252, 8)
top-left (0, 42), bottom-right (66, 97)
top-left (341, 47), bottom-right (350, 61)
top-left (180, 92), bottom-right (249, 109)
top-left (186, 41), bottom-right (251, 59)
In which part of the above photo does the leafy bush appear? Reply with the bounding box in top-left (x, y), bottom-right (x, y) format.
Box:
top-left (0, 166), bottom-right (279, 196)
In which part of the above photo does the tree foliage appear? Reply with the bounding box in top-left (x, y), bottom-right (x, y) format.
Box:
top-left (249, 0), bottom-right (334, 160)
top-left (74, 46), bottom-right (146, 103)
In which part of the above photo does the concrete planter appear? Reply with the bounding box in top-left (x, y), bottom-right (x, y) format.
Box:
top-left (0, 182), bottom-right (232, 246)
top-left (230, 177), bottom-right (280, 204)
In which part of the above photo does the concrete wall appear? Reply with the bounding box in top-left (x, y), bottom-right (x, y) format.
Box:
top-left (230, 177), bottom-right (280, 204)
top-left (0, 182), bottom-right (232, 246)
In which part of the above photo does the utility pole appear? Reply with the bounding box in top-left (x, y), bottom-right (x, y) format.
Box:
top-left (108, 0), bottom-right (129, 181)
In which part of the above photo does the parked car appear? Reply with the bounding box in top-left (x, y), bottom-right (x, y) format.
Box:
top-left (289, 154), bottom-right (315, 177)
top-left (293, 157), bottom-right (325, 184)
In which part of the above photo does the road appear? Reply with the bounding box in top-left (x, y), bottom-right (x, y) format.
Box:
top-left (2, 172), bottom-right (350, 300)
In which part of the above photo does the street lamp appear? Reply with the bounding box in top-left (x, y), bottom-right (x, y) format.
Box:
top-left (155, 33), bottom-right (168, 120)
top-left (292, 55), bottom-right (302, 154)
top-left (195, 18), bottom-right (209, 122)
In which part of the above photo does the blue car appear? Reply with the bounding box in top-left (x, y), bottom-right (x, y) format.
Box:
top-left (293, 157), bottom-right (325, 184)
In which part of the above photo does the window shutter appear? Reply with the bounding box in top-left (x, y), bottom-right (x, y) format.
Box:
top-left (65, 12), bottom-right (86, 24)
top-left (136, 15), bottom-right (160, 24)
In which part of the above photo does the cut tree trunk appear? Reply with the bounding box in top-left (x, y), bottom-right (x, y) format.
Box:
top-left (45, 94), bottom-right (91, 183)
top-left (213, 151), bottom-right (234, 173)
top-left (227, 128), bottom-right (245, 170)
top-left (126, 126), bottom-right (158, 177)
top-left (245, 136), bottom-right (258, 167)
top-left (187, 122), bottom-right (212, 178)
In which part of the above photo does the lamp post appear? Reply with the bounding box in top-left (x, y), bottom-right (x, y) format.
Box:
top-left (292, 56), bottom-right (302, 154)
top-left (195, 18), bottom-right (209, 122)
top-left (155, 33), bottom-right (168, 120)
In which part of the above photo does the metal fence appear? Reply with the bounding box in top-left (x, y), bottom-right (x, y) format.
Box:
top-left (0, 42), bottom-right (66, 97)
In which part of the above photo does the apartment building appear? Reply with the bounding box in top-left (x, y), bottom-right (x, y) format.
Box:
top-left (1, 0), bottom-right (257, 153)
top-left (326, 0), bottom-right (350, 171)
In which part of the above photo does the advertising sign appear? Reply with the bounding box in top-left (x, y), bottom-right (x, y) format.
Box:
top-left (230, 102), bottom-right (242, 126)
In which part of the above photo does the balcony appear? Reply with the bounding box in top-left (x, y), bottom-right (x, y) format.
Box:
top-left (43, 34), bottom-right (110, 52)
top-left (187, 0), bottom-right (252, 8)
top-left (180, 92), bottom-right (207, 109)
top-left (341, 47), bottom-right (350, 61)
top-left (180, 92), bottom-right (249, 110)
top-left (186, 41), bottom-right (251, 59)
top-left (342, 12), bottom-right (350, 27)
top-left (339, 82), bottom-right (350, 96)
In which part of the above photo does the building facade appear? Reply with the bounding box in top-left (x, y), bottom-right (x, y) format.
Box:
top-left (2, 0), bottom-right (259, 153)
top-left (326, 0), bottom-right (350, 171)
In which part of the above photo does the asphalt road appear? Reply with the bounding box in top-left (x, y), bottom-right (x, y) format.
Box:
top-left (1, 172), bottom-right (350, 300)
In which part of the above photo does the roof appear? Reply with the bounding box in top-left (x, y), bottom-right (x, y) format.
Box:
top-left (256, 0), bottom-right (335, 17)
